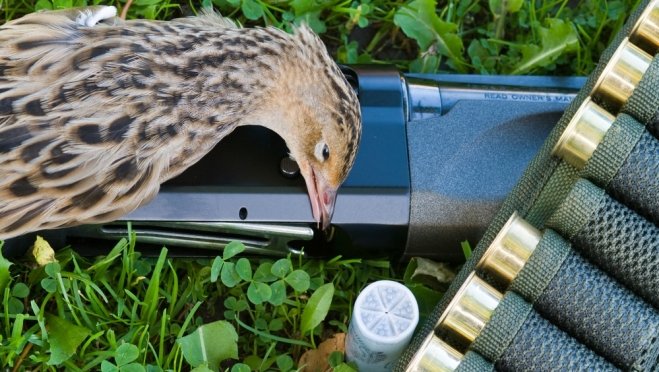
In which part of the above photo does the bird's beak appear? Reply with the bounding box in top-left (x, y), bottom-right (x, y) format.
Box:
top-left (303, 163), bottom-right (337, 231)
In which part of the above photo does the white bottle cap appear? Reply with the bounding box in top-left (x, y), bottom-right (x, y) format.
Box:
top-left (345, 280), bottom-right (419, 372)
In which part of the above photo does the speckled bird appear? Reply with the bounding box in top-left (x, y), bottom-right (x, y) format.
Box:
top-left (0, 6), bottom-right (361, 240)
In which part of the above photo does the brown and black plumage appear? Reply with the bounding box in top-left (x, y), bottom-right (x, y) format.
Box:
top-left (0, 6), bottom-right (361, 240)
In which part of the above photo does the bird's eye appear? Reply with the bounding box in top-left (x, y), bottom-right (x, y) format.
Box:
top-left (315, 141), bottom-right (330, 162)
top-left (322, 144), bottom-right (330, 160)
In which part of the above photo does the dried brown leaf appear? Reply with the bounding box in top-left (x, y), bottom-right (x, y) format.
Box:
top-left (298, 333), bottom-right (346, 372)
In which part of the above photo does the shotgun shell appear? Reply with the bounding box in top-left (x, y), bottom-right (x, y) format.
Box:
top-left (552, 97), bottom-right (615, 169)
top-left (406, 334), bottom-right (463, 372)
top-left (345, 280), bottom-right (419, 372)
top-left (437, 272), bottom-right (503, 343)
top-left (476, 212), bottom-right (542, 285)
top-left (630, 0), bottom-right (659, 54)
top-left (591, 38), bottom-right (652, 111)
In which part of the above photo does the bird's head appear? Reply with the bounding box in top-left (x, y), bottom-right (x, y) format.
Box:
top-left (290, 95), bottom-right (361, 231)
top-left (278, 65), bottom-right (361, 231)
top-left (243, 25), bottom-right (361, 230)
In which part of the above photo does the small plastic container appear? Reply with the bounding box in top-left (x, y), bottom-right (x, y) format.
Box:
top-left (345, 280), bottom-right (419, 372)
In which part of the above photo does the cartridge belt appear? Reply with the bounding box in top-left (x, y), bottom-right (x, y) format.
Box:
top-left (398, 0), bottom-right (659, 370)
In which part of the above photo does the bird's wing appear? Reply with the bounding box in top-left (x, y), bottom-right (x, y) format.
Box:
top-left (0, 9), bottom-right (219, 239)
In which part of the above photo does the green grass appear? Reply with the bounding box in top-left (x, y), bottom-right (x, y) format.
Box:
top-left (0, 0), bottom-right (641, 75)
top-left (1, 231), bottom-right (404, 371)
top-left (0, 0), bottom-right (644, 370)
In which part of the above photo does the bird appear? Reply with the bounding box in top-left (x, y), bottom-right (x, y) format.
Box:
top-left (0, 6), bottom-right (362, 240)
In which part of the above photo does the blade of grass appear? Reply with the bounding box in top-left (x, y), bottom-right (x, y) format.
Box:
top-left (235, 318), bottom-right (313, 347)
top-left (141, 248), bottom-right (168, 324)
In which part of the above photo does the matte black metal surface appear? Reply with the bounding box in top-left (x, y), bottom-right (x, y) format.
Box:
top-left (402, 74), bottom-right (585, 262)
top-left (405, 100), bottom-right (571, 262)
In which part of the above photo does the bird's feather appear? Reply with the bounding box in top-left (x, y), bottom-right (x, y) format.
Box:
top-left (0, 7), bottom-right (361, 239)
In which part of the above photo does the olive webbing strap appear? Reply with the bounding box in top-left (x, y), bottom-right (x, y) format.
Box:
top-left (622, 51), bottom-right (659, 125)
top-left (581, 114), bottom-right (646, 188)
top-left (577, 112), bottom-right (659, 227)
top-left (453, 352), bottom-right (494, 372)
top-left (508, 229), bottom-right (569, 303)
top-left (470, 292), bottom-right (532, 363)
